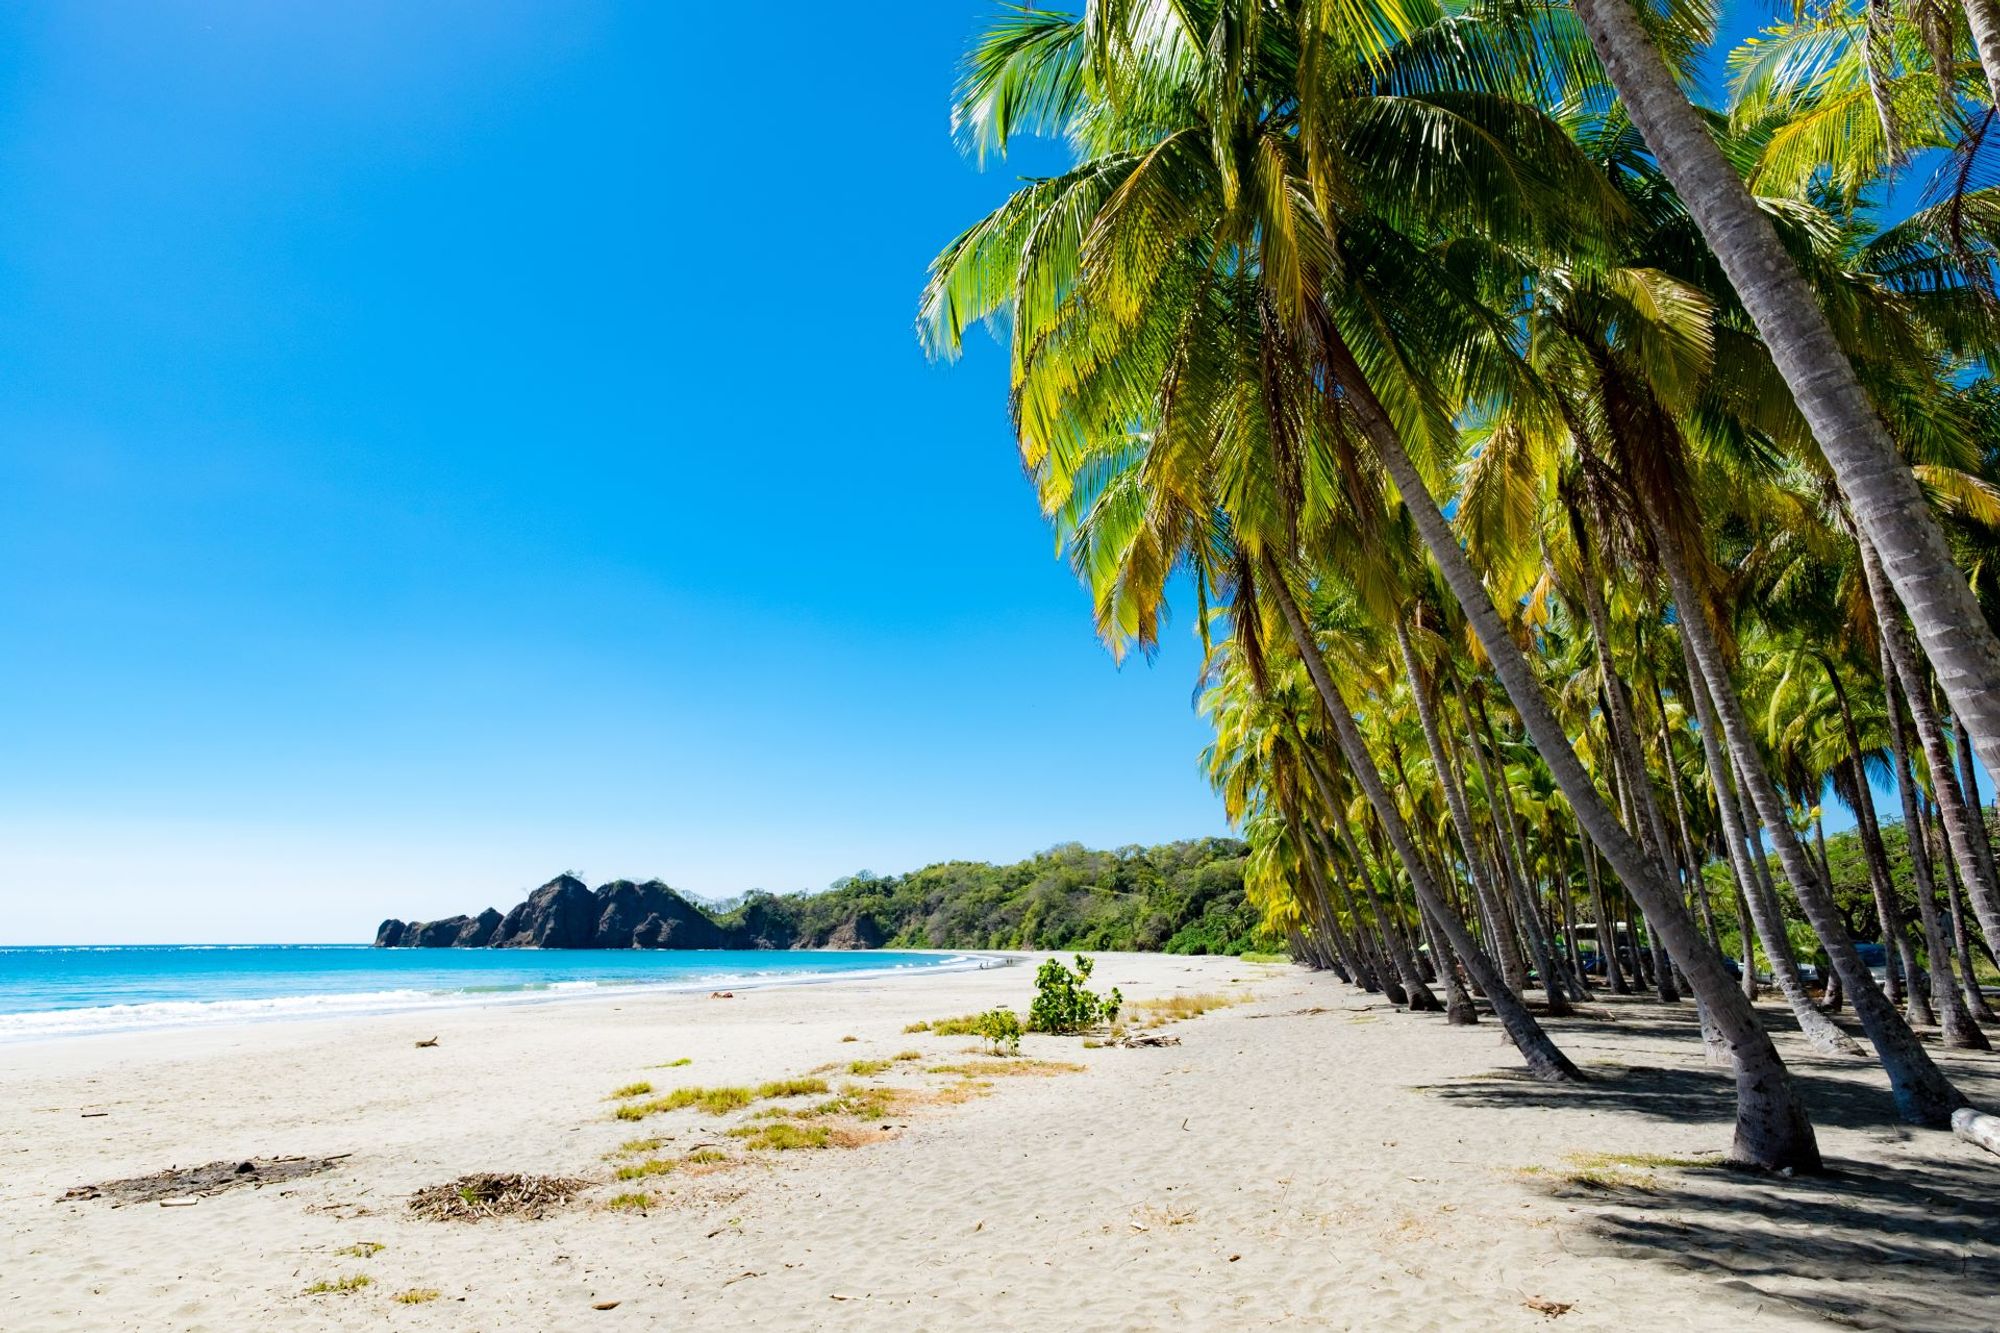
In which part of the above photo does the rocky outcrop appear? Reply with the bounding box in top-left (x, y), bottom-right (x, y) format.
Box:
top-left (821, 914), bottom-right (884, 950)
top-left (378, 876), bottom-right (754, 950)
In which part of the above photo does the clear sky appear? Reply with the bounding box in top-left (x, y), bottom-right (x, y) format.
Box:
top-left (0, 2), bottom-right (1230, 943)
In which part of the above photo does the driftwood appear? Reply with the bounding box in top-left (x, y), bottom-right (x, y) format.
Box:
top-left (1115, 1032), bottom-right (1181, 1048)
top-left (1952, 1107), bottom-right (2000, 1158)
top-left (62, 1154), bottom-right (348, 1206)
top-left (414, 1036), bottom-right (439, 1048)
top-left (408, 1173), bottom-right (590, 1222)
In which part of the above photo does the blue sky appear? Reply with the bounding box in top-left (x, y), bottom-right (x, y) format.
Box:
top-left (0, 3), bottom-right (1227, 942)
top-left (0, 4), bottom-right (1982, 944)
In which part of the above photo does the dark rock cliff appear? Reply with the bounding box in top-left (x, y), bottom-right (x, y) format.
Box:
top-left (375, 874), bottom-right (880, 950)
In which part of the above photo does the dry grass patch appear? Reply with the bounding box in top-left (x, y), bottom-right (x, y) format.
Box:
top-left (847, 1058), bottom-right (892, 1076)
top-left (729, 1122), bottom-right (832, 1151)
top-left (614, 1085), bottom-right (757, 1121)
top-left (910, 1013), bottom-right (989, 1036)
top-left (605, 1191), bottom-right (653, 1212)
top-left (925, 1059), bottom-right (1085, 1078)
top-left (332, 1241), bottom-right (383, 1259)
top-left (613, 1157), bottom-right (677, 1181)
top-left (893, 1049), bottom-right (922, 1061)
top-left (648, 1057), bottom-right (693, 1069)
top-left (393, 1289), bottom-right (440, 1305)
top-left (609, 1081), bottom-right (654, 1100)
top-left (1125, 993), bottom-right (1237, 1028)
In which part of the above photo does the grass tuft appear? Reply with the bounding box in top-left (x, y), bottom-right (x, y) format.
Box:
top-left (728, 1122), bottom-right (832, 1151)
top-left (605, 1191), bottom-right (653, 1212)
top-left (847, 1059), bottom-right (892, 1076)
top-left (612, 1136), bottom-right (665, 1157)
top-left (333, 1241), bottom-right (383, 1259)
top-left (610, 1081), bottom-right (654, 1100)
top-left (893, 1049), bottom-right (922, 1061)
top-left (303, 1274), bottom-right (373, 1295)
top-left (393, 1288), bottom-right (441, 1305)
top-left (614, 1157), bottom-right (677, 1181)
top-left (755, 1076), bottom-right (829, 1099)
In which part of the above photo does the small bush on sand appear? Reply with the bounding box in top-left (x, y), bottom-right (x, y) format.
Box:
top-left (393, 1288), bottom-right (440, 1305)
top-left (1027, 955), bottom-right (1121, 1034)
top-left (973, 1007), bottom-right (1022, 1055)
top-left (304, 1274), bottom-right (372, 1295)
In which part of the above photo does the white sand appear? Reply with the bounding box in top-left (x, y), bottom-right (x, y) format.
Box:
top-left (5, 953), bottom-right (1999, 1330)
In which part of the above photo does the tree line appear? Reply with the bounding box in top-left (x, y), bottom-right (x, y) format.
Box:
top-left (714, 839), bottom-right (1271, 955)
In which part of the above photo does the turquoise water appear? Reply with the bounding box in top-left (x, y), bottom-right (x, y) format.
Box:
top-left (0, 945), bottom-right (976, 1041)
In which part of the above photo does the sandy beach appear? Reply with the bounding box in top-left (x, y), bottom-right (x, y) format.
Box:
top-left (5, 953), bottom-right (1999, 1331)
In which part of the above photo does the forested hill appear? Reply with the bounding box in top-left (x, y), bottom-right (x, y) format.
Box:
top-left (375, 838), bottom-right (1274, 956)
top-left (718, 838), bottom-right (1268, 954)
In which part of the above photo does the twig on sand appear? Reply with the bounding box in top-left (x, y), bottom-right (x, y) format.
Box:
top-left (414, 1036), bottom-right (439, 1048)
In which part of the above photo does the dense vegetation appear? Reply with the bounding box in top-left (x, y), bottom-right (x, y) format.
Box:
top-left (922, 1), bottom-right (2000, 1170)
top-left (712, 839), bottom-right (1272, 955)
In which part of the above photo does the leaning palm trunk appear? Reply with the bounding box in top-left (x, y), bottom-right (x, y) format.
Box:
top-left (1825, 666), bottom-right (1917, 1010)
top-left (1566, 0), bottom-right (2000, 790)
top-left (1963, 0), bottom-right (2000, 111)
top-left (1654, 511), bottom-right (1971, 1119)
top-left (1311, 343), bottom-right (1816, 1168)
top-left (1939, 826), bottom-right (1999, 1022)
top-left (1262, 555), bottom-right (1580, 1081)
top-left (1394, 621), bottom-right (1567, 1014)
top-left (1310, 801), bottom-right (1439, 1011)
top-left (1954, 717), bottom-right (2000, 943)
top-left (1882, 672), bottom-right (1990, 1050)
top-left (1462, 684), bottom-right (1591, 1001)
top-left (1677, 635), bottom-right (1862, 1056)
top-left (1858, 536), bottom-right (2000, 960)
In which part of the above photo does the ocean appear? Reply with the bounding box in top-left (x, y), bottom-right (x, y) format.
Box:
top-left (0, 945), bottom-right (980, 1041)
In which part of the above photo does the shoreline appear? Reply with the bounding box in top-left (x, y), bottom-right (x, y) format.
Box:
top-left (0, 947), bottom-right (1016, 1046)
top-left (7, 954), bottom-right (1998, 1330)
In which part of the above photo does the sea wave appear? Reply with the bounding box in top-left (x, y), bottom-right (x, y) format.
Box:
top-left (0, 951), bottom-right (1001, 1042)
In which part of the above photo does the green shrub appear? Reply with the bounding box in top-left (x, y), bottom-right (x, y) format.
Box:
top-left (972, 1007), bottom-right (1022, 1055)
top-left (1027, 955), bottom-right (1122, 1034)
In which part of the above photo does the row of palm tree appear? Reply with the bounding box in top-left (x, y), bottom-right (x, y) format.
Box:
top-left (921, 0), bottom-right (2000, 1171)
